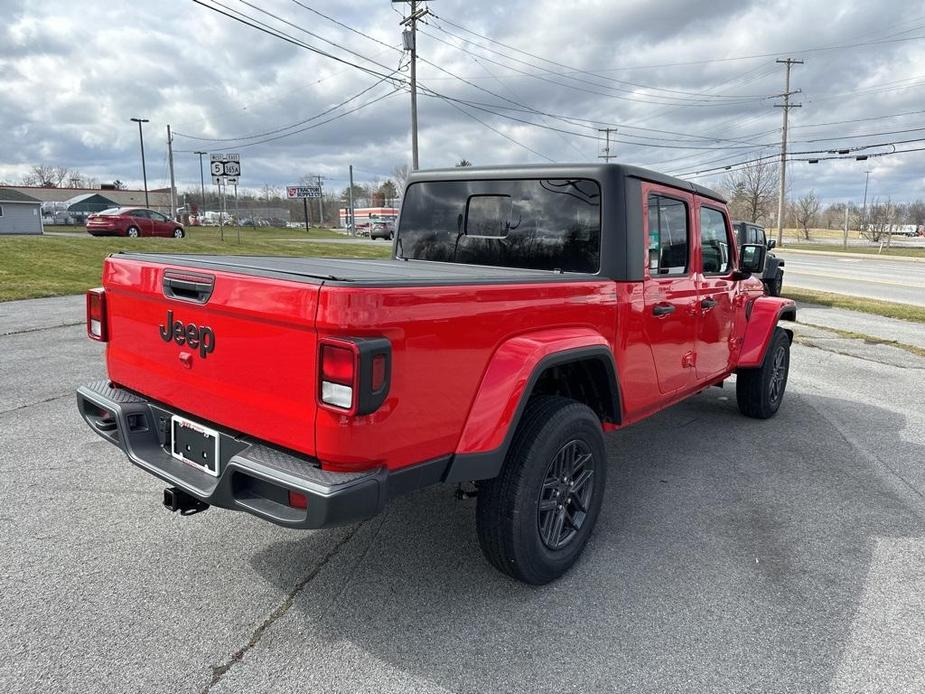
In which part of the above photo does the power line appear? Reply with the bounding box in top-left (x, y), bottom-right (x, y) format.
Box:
top-left (427, 15), bottom-right (771, 101)
top-left (418, 24), bottom-right (770, 108)
top-left (190, 0), bottom-right (399, 81)
top-left (175, 87), bottom-right (402, 152)
top-left (442, 98), bottom-right (557, 162)
top-left (173, 76), bottom-right (400, 142)
top-left (419, 89), bottom-right (776, 150)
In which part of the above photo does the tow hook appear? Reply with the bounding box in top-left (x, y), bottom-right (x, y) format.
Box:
top-left (163, 487), bottom-right (209, 516)
top-left (454, 482), bottom-right (479, 500)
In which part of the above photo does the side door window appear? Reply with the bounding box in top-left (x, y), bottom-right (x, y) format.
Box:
top-left (699, 207), bottom-right (732, 275)
top-left (647, 194), bottom-right (689, 276)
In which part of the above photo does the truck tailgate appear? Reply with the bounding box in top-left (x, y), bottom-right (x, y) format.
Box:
top-left (102, 256), bottom-right (321, 456)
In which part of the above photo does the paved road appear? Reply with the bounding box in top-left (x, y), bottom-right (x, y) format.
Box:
top-left (2, 296), bottom-right (924, 693)
top-left (778, 250), bottom-right (925, 306)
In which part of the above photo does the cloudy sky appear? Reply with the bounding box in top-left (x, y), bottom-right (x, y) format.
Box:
top-left (2, 0), bottom-right (924, 202)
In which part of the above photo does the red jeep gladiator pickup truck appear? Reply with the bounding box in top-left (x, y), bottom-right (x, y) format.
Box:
top-left (77, 164), bottom-right (795, 584)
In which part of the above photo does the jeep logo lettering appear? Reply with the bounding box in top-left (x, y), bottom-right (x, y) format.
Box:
top-left (158, 310), bottom-right (215, 359)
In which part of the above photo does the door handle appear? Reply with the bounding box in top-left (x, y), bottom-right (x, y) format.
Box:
top-left (652, 303), bottom-right (676, 317)
top-left (700, 297), bottom-right (718, 311)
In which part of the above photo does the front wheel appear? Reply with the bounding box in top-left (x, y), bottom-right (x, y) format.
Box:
top-left (736, 327), bottom-right (790, 419)
top-left (476, 396), bottom-right (607, 584)
top-left (767, 271), bottom-right (783, 297)
top-left (173, 228), bottom-right (185, 238)
top-left (126, 226), bottom-right (140, 238)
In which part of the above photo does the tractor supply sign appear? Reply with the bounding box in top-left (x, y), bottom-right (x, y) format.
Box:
top-left (287, 185), bottom-right (322, 199)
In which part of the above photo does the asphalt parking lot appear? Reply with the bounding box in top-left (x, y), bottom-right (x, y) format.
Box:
top-left (2, 296), bottom-right (924, 694)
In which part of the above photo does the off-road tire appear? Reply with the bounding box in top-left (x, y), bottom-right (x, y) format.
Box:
top-left (736, 327), bottom-right (790, 419)
top-left (476, 396), bottom-right (607, 584)
top-left (126, 226), bottom-right (140, 238)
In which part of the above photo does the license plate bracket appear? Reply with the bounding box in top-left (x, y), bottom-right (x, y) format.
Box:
top-left (170, 415), bottom-right (220, 476)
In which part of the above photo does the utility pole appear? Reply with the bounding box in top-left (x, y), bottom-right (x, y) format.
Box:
top-left (194, 151), bottom-right (207, 219)
top-left (314, 175), bottom-right (325, 226)
top-left (774, 58), bottom-right (802, 247)
top-left (234, 182), bottom-right (240, 243)
top-left (598, 128), bottom-right (617, 162)
top-left (399, 0), bottom-right (432, 170)
top-left (130, 117), bottom-right (150, 208)
top-left (166, 125), bottom-right (177, 219)
top-left (843, 203), bottom-right (849, 250)
top-left (348, 165), bottom-right (356, 235)
top-left (862, 169), bottom-right (871, 231)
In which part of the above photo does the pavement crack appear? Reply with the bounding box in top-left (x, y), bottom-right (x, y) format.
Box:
top-left (794, 337), bottom-right (925, 369)
top-left (200, 523), bottom-right (363, 694)
top-left (0, 392), bottom-right (73, 417)
top-left (0, 321), bottom-right (84, 337)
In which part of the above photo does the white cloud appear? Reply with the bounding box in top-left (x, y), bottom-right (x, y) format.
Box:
top-left (1, 0), bottom-right (923, 201)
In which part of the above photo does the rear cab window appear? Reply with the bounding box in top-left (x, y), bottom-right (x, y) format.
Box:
top-left (397, 179), bottom-right (601, 273)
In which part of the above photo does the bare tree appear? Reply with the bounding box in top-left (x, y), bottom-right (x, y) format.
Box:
top-left (455, 159), bottom-right (472, 167)
top-left (794, 190), bottom-right (821, 240)
top-left (52, 166), bottom-right (72, 187)
top-left (392, 163), bottom-right (411, 197)
top-left (721, 159), bottom-right (779, 224)
top-left (22, 163), bottom-right (58, 187)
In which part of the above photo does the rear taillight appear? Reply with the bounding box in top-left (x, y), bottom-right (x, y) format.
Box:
top-left (86, 288), bottom-right (107, 341)
top-left (318, 337), bottom-right (391, 415)
top-left (320, 344), bottom-right (355, 409)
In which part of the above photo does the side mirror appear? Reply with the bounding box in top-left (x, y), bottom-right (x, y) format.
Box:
top-left (737, 243), bottom-right (766, 278)
top-left (766, 238), bottom-right (776, 250)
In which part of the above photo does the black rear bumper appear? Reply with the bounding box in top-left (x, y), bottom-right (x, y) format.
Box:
top-left (76, 381), bottom-right (391, 529)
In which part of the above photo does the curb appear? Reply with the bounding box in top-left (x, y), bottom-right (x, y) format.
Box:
top-left (776, 247), bottom-right (923, 263)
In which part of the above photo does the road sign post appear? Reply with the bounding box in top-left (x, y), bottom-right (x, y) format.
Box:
top-left (210, 153), bottom-right (242, 241)
top-left (287, 186), bottom-right (322, 231)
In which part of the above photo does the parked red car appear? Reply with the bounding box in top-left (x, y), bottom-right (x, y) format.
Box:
top-left (86, 208), bottom-right (185, 238)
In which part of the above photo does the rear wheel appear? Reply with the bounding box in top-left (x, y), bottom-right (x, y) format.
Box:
top-left (173, 228), bottom-right (185, 238)
top-left (476, 396), bottom-right (607, 584)
top-left (126, 226), bottom-right (140, 238)
top-left (736, 327), bottom-right (790, 419)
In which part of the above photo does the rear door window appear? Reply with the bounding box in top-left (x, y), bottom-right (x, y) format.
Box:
top-left (647, 194), bottom-right (689, 276)
top-left (699, 207), bottom-right (732, 275)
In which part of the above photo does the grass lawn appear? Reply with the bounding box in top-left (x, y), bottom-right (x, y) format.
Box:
top-left (0, 228), bottom-right (390, 302)
top-left (780, 243), bottom-right (925, 259)
top-left (783, 287), bottom-right (925, 324)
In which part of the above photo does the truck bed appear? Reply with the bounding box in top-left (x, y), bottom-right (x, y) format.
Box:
top-left (117, 253), bottom-right (598, 286)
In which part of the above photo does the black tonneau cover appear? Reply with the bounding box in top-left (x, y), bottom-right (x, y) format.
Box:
top-left (117, 253), bottom-right (600, 287)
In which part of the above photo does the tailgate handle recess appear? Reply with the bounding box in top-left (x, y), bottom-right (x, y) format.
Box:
top-left (163, 271), bottom-right (215, 304)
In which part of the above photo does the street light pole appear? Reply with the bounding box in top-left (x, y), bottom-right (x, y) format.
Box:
top-left (194, 151), bottom-right (208, 217)
top-left (130, 117), bottom-right (150, 208)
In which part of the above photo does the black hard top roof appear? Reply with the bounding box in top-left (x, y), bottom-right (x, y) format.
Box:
top-left (406, 163), bottom-right (726, 204)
